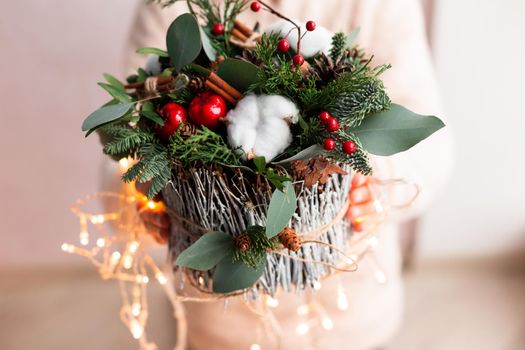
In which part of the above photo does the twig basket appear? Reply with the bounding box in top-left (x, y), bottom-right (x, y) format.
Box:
top-left (162, 163), bottom-right (352, 297)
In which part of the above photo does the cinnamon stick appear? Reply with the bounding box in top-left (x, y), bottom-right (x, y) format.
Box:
top-left (234, 19), bottom-right (253, 37)
top-left (124, 76), bottom-right (174, 90)
top-left (208, 72), bottom-right (243, 100)
top-left (205, 80), bottom-right (237, 105)
top-left (231, 28), bottom-right (249, 42)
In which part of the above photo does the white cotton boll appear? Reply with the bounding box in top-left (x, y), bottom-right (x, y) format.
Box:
top-left (145, 54), bottom-right (162, 75)
top-left (265, 20), bottom-right (334, 58)
top-left (226, 94), bottom-right (300, 162)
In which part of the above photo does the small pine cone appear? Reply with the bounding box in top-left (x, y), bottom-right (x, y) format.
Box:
top-left (278, 227), bottom-right (301, 252)
top-left (235, 234), bottom-right (251, 252)
top-left (189, 76), bottom-right (206, 92)
top-left (179, 123), bottom-right (198, 137)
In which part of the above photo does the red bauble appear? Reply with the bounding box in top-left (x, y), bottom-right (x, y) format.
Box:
top-left (318, 111), bottom-right (331, 124)
top-left (325, 117), bottom-right (339, 132)
top-left (306, 21), bottom-right (317, 31)
top-left (156, 103), bottom-right (187, 140)
top-left (188, 91), bottom-right (227, 129)
top-left (212, 23), bottom-right (225, 36)
top-left (342, 140), bottom-right (357, 154)
top-left (292, 54), bottom-right (305, 66)
top-left (250, 1), bottom-right (261, 12)
top-left (277, 39), bottom-right (290, 53)
top-left (323, 138), bottom-right (336, 151)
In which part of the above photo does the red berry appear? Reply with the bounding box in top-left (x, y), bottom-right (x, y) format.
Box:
top-left (250, 1), bottom-right (261, 11)
top-left (323, 138), bottom-right (336, 151)
top-left (306, 21), bottom-right (317, 31)
top-left (212, 23), bottom-right (225, 36)
top-left (188, 91), bottom-right (227, 130)
top-left (157, 103), bottom-right (187, 140)
top-left (342, 140), bottom-right (357, 154)
top-left (318, 111), bottom-right (331, 124)
top-left (325, 117), bottom-right (339, 132)
top-left (277, 39), bottom-right (290, 53)
top-left (292, 54), bottom-right (305, 66)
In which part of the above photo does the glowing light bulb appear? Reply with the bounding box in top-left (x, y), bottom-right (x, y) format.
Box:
top-left (130, 320), bottom-right (143, 339)
top-left (322, 317), bottom-right (334, 330)
top-left (337, 285), bottom-right (348, 311)
top-left (129, 241), bottom-right (139, 253)
top-left (296, 322), bottom-right (310, 335)
top-left (96, 238), bottom-right (105, 248)
top-left (266, 296), bottom-right (279, 308)
top-left (136, 275), bottom-right (149, 284)
top-left (119, 158), bottom-right (131, 172)
top-left (313, 280), bottom-right (322, 290)
top-left (123, 255), bottom-right (134, 269)
top-left (131, 303), bottom-right (141, 317)
top-left (156, 272), bottom-right (167, 285)
top-left (198, 276), bottom-right (205, 285)
top-left (61, 243), bottom-right (75, 253)
top-left (297, 304), bottom-right (310, 316)
top-left (374, 270), bottom-right (387, 284)
top-left (250, 344), bottom-right (261, 350)
top-left (146, 201), bottom-right (157, 210)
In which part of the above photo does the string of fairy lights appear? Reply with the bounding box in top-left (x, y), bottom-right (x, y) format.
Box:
top-left (62, 157), bottom-right (415, 350)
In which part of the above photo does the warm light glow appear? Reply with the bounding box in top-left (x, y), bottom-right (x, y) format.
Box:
top-left (250, 344), bottom-right (261, 350)
top-left (123, 255), bottom-right (134, 269)
top-left (131, 303), bottom-right (141, 317)
top-left (61, 243), bottom-right (75, 253)
top-left (136, 275), bottom-right (149, 284)
top-left (96, 238), bottom-right (106, 248)
top-left (130, 319), bottom-right (143, 340)
top-left (119, 158), bottom-right (131, 172)
top-left (79, 231), bottom-right (89, 246)
top-left (322, 317), bottom-right (334, 330)
top-left (296, 322), bottom-right (310, 335)
top-left (90, 214), bottom-right (106, 225)
top-left (374, 270), bottom-right (387, 284)
top-left (156, 272), bottom-right (168, 285)
top-left (297, 304), bottom-right (310, 316)
top-left (313, 280), bottom-right (322, 290)
top-left (129, 241), bottom-right (139, 253)
top-left (146, 201), bottom-right (157, 210)
top-left (198, 276), bottom-right (205, 285)
top-left (266, 296), bottom-right (279, 308)
top-left (337, 285), bottom-right (349, 311)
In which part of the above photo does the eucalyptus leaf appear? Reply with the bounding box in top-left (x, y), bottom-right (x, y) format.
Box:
top-left (166, 14), bottom-right (202, 72)
top-left (141, 110), bottom-right (164, 126)
top-left (351, 104), bottom-right (445, 156)
top-left (199, 26), bottom-right (217, 62)
top-left (103, 73), bottom-right (125, 91)
top-left (253, 157), bottom-right (266, 173)
top-left (346, 27), bottom-right (361, 48)
top-left (217, 58), bottom-right (260, 93)
top-left (265, 181), bottom-right (297, 238)
top-left (82, 103), bottom-right (135, 132)
top-left (272, 145), bottom-right (325, 164)
top-left (175, 232), bottom-right (233, 271)
top-left (212, 252), bottom-right (265, 293)
top-left (98, 83), bottom-right (131, 103)
top-left (136, 47), bottom-right (169, 58)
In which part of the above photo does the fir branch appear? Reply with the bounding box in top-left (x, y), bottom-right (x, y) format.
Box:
top-left (101, 124), bottom-right (155, 158)
top-left (329, 32), bottom-right (347, 62)
top-left (232, 225), bottom-right (278, 269)
top-left (331, 131), bottom-right (373, 175)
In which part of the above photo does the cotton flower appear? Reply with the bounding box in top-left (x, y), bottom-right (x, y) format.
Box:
top-left (145, 54), bottom-right (162, 75)
top-left (227, 94), bottom-right (300, 162)
top-left (265, 20), bottom-right (334, 58)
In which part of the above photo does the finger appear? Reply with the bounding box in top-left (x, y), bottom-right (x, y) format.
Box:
top-left (352, 218), bottom-right (374, 233)
top-left (352, 173), bottom-right (368, 188)
top-left (350, 186), bottom-right (372, 204)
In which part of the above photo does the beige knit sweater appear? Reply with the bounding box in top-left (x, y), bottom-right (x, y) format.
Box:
top-left (121, 1), bottom-right (454, 349)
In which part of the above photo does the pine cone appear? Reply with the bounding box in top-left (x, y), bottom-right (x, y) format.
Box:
top-left (179, 123), bottom-right (198, 137)
top-left (189, 76), bottom-right (206, 92)
top-left (278, 227), bottom-right (301, 252)
top-left (235, 234), bottom-right (251, 252)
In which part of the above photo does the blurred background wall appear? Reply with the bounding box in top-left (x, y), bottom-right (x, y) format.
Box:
top-left (1, 0), bottom-right (524, 267)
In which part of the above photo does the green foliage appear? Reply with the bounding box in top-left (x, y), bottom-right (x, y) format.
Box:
top-left (217, 58), bottom-right (260, 93)
top-left (232, 226), bottom-right (278, 269)
top-left (252, 33), bottom-right (280, 65)
top-left (265, 181), bottom-right (297, 238)
top-left (331, 131), bottom-right (373, 175)
top-left (169, 127), bottom-right (243, 166)
top-left (212, 250), bottom-right (265, 293)
top-left (82, 103), bottom-right (135, 133)
top-left (102, 124), bottom-right (155, 158)
top-left (136, 47), bottom-right (169, 57)
top-left (123, 143), bottom-right (171, 198)
top-left (166, 14), bottom-right (203, 72)
top-left (176, 232), bottom-right (234, 271)
top-left (253, 157), bottom-right (291, 190)
top-left (329, 32), bottom-right (347, 61)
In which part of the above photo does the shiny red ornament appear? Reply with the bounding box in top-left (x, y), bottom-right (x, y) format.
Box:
top-left (325, 117), bottom-right (339, 132)
top-left (323, 138), bottom-right (336, 151)
top-left (250, 1), bottom-right (261, 12)
top-left (306, 20), bottom-right (317, 31)
top-left (292, 54), bottom-right (305, 66)
top-left (318, 111), bottom-right (331, 124)
top-left (277, 39), bottom-right (290, 53)
top-left (188, 91), bottom-right (227, 130)
top-left (342, 140), bottom-right (357, 154)
top-left (156, 103), bottom-right (187, 140)
top-left (212, 23), bottom-right (225, 36)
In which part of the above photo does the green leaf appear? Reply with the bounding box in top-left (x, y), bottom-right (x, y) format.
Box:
top-left (140, 110), bottom-right (164, 126)
top-left (136, 47), bottom-right (169, 57)
top-left (265, 181), bottom-right (297, 238)
top-left (199, 26), bottom-right (217, 62)
top-left (212, 252), bottom-right (265, 293)
top-left (82, 103), bottom-right (135, 132)
top-left (272, 145), bottom-right (325, 164)
top-left (346, 27), bottom-right (361, 48)
top-left (142, 101), bottom-right (154, 112)
top-left (351, 104), bottom-right (445, 156)
top-left (217, 58), bottom-right (260, 93)
top-left (98, 83), bottom-right (131, 103)
top-left (137, 68), bottom-right (148, 83)
top-left (166, 13), bottom-right (202, 72)
top-left (253, 157), bottom-right (266, 173)
top-left (175, 232), bottom-right (233, 271)
top-left (103, 73), bottom-right (125, 91)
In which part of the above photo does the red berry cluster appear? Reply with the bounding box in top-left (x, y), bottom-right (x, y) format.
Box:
top-left (212, 23), bottom-right (225, 36)
top-left (318, 112), bottom-right (357, 155)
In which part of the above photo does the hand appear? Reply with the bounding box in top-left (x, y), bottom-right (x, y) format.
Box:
top-left (346, 173), bottom-right (378, 233)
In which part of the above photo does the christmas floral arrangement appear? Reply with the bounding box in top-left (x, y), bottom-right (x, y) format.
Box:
top-left (81, 0), bottom-right (444, 296)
